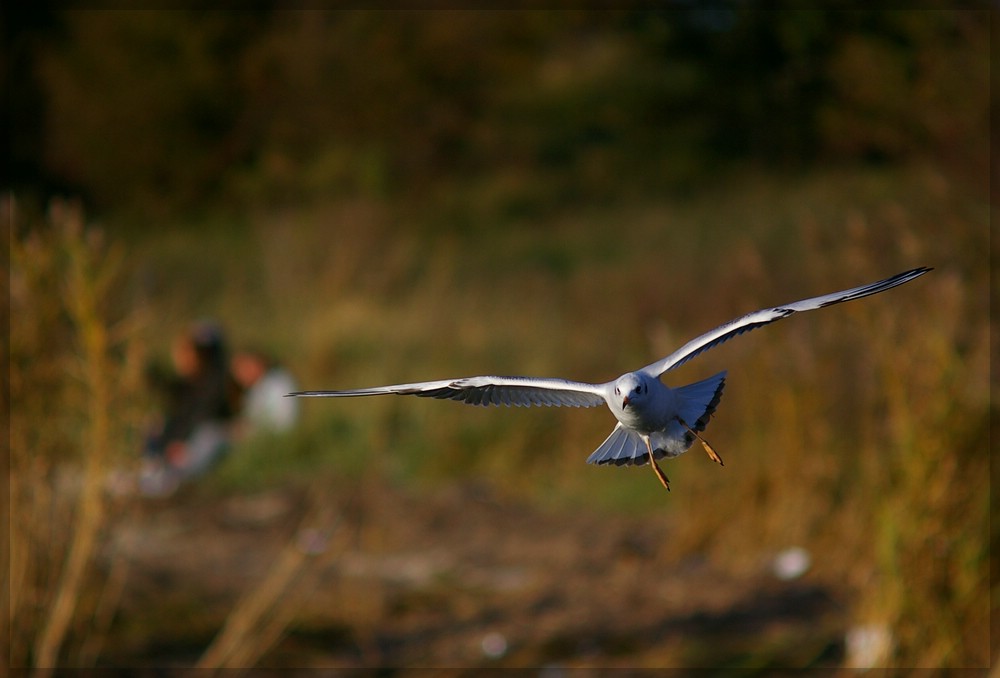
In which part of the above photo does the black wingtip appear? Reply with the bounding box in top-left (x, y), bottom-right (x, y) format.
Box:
top-left (900, 266), bottom-right (934, 282)
top-left (889, 266), bottom-right (933, 280)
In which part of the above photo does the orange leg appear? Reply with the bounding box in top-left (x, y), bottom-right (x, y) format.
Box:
top-left (644, 437), bottom-right (671, 492)
top-left (678, 418), bottom-right (724, 466)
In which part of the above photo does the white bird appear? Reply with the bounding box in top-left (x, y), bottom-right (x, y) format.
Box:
top-left (290, 267), bottom-right (931, 491)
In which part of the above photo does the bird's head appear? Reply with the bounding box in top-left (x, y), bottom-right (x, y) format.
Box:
top-left (614, 373), bottom-right (649, 410)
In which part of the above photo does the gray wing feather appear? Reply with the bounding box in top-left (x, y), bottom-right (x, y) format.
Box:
top-left (641, 267), bottom-right (931, 377)
top-left (674, 371), bottom-right (726, 432)
top-left (290, 375), bottom-right (607, 408)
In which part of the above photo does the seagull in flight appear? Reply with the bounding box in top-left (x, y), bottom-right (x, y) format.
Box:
top-left (290, 267), bottom-right (931, 491)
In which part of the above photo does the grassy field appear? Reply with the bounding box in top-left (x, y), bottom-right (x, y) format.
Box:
top-left (8, 160), bottom-right (991, 669)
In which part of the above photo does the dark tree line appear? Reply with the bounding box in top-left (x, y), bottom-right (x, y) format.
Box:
top-left (4, 6), bottom-right (988, 216)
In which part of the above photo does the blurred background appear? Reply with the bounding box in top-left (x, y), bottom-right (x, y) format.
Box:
top-left (6, 6), bottom-right (992, 672)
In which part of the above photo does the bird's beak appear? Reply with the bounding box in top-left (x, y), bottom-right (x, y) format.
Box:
top-left (622, 396), bottom-right (631, 408)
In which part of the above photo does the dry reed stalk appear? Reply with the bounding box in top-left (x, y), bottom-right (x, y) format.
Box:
top-left (6, 199), bottom-right (141, 673)
top-left (31, 212), bottom-right (115, 675)
top-left (75, 536), bottom-right (133, 667)
top-left (197, 482), bottom-right (342, 672)
top-left (74, 330), bottom-right (148, 667)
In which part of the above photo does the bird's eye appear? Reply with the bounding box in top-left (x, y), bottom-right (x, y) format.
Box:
top-left (614, 387), bottom-right (620, 395)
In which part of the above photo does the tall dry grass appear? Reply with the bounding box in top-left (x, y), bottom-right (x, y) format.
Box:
top-left (7, 197), bottom-right (147, 671)
top-left (22, 163), bottom-right (985, 669)
top-left (662, 177), bottom-right (991, 668)
top-left (233, 165), bottom-right (989, 667)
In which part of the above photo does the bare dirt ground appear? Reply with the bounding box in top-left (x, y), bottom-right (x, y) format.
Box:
top-left (102, 476), bottom-right (847, 672)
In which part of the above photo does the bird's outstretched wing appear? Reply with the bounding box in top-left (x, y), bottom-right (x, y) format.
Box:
top-left (640, 267), bottom-right (932, 377)
top-left (289, 375), bottom-right (608, 408)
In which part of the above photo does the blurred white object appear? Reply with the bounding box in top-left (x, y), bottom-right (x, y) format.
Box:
top-left (481, 631), bottom-right (508, 659)
top-left (772, 546), bottom-right (811, 580)
top-left (138, 459), bottom-right (180, 497)
top-left (296, 527), bottom-right (330, 555)
top-left (233, 350), bottom-right (300, 434)
top-left (245, 366), bottom-right (299, 431)
top-left (845, 623), bottom-right (894, 669)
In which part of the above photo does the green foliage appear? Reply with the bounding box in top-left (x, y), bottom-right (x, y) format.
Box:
top-left (209, 414), bottom-right (373, 494)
